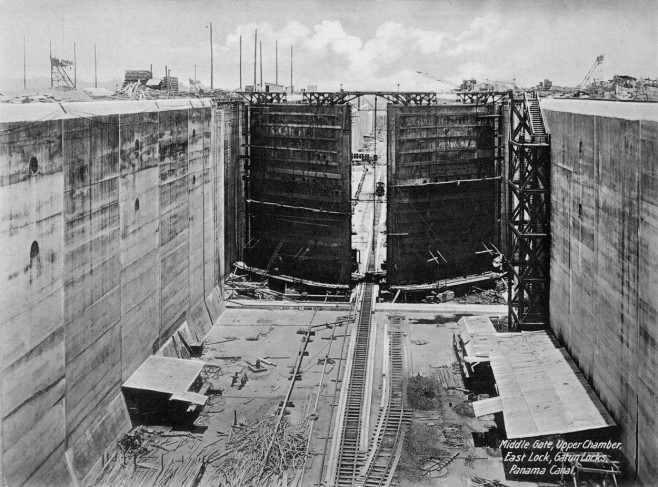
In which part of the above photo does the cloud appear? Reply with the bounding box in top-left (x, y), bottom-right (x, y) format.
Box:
top-left (444, 14), bottom-right (510, 56)
top-left (221, 16), bottom-right (513, 90)
top-left (305, 20), bottom-right (362, 53)
top-left (304, 20), bottom-right (450, 75)
top-left (226, 21), bottom-right (311, 49)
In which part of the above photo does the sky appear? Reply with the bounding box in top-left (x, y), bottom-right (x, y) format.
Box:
top-left (0, 0), bottom-right (656, 92)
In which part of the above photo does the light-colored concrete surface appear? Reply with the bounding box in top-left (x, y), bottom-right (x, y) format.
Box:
top-left (545, 106), bottom-right (658, 485)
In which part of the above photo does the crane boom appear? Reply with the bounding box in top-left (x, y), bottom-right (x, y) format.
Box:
top-left (416, 71), bottom-right (460, 88)
top-left (580, 55), bottom-right (604, 89)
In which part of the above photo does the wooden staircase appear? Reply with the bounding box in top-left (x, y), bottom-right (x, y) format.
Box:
top-left (524, 92), bottom-right (547, 142)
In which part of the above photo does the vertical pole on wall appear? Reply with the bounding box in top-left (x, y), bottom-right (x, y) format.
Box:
top-left (73, 41), bottom-right (76, 89)
top-left (23, 35), bottom-right (27, 90)
top-left (50, 41), bottom-right (53, 89)
top-left (290, 45), bottom-right (293, 91)
top-left (244, 105), bottom-right (252, 259)
top-left (239, 35), bottom-right (242, 90)
top-left (94, 43), bottom-right (97, 88)
top-left (372, 96), bottom-right (377, 252)
top-left (275, 40), bottom-right (278, 85)
top-left (209, 22), bottom-right (214, 90)
top-left (259, 41), bottom-right (263, 89)
top-left (254, 29), bottom-right (257, 87)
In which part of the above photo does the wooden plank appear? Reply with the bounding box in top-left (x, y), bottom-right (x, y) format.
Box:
top-left (170, 392), bottom-right (208, 406)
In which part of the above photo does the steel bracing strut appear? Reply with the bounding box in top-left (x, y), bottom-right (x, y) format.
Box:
top-left (506, 91), bottom-right (550, 330)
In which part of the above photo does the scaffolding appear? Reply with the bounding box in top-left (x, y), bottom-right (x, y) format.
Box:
top-left (50, 56), bottom-right (75, 90)
top-left (506, 91), bottom-right (551, 330)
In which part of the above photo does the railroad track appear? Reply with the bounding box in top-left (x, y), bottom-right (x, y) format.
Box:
top-left (332, 163), bottom-right (398, 486)
top-left (357, 329), bottom-right (411, 487)
top-left (333, 282), bottom-right (374, 486)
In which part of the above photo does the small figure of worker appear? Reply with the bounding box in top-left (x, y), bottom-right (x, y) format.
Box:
top-left (239, 373), bottom-right (248, 389)
top-left (231, 372), bottom-right (239, 387)
top-left (255, 359), bottom-right (261, 369)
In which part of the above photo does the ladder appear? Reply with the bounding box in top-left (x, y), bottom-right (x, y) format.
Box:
top-left (264, 240), bottom-right (284, 273)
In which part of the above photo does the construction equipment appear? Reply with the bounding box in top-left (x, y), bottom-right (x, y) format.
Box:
top-left (50, 56), bottom-right (75, 90)
top-left (580, 54), bottom-right (604, 89)
top-left (416, 71), bottom-right (462, 90)
top-left (485, 79), bottom-right (518, 91)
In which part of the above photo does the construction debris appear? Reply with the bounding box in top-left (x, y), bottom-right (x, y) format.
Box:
top-left (397, 423), bottom-right (453, 482)
top-left (453, 400), bottom-right (475, 417)
top-left (421, 451), bottom-right (459, 477)
top-left (214, 416), bottom-right (309, 487)
top-left (407, 374), bottom-right (441, 410)
top-left (456, 286), bottom-right (505, 305)
top-left (433, 364), bottom-right (458, 389)
top-left (464, 453), bottom-right (488, 468)
top-left (471, 476), bottom-right (510, 487)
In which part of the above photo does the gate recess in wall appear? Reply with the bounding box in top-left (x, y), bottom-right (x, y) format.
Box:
top-left (387, 99), bottom-right (505, 285)
top-left (245, 104), bottom-right (352, 284)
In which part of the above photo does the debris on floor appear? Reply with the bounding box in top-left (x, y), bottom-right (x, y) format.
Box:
top-left (396, 422), bottom-right (453, 482)
top-left (453, 400), bottom-right (476, 417)
top-left (407, 374), bottom-right (442, 410)
top-left (456, 286), bottom-right (505, 305)
top-left (212, 416), bottom-right (309, 487)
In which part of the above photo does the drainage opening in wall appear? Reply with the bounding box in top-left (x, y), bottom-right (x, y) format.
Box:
top-left (579, 203), bottom-right (583, 217)
top-left (29, 156), bottom-right (39, 175)
top-left (192, 175), bottom-right (196, 184)
top-left (30, 241), bottom-right (39, 259)
top-left (134, 139), bottom-right (140, 154)
top-left (135, 198), bottom-right (140, 211)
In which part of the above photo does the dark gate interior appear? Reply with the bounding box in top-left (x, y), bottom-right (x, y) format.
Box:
top-left (387, 104), bottom-right (500, 285)
top-left (246, 104), bottom-right (352, 284)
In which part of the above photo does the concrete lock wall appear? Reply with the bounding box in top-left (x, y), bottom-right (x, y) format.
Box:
top-left (543, 99), bottom-right (658, 485)
top-left (387, 104), bottom-right (499, 284)
top-left (0, 99), bottom-right (243, 486)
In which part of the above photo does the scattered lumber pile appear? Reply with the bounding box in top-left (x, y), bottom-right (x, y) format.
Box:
top-left (123, 70), bottom-right (153, 87)
top-left (225, 274), bottom-right (287, 300)
top-left (471, 476), bottom-right (509, 487)
top-left (456, 286), bottom-right (505, 305)
top-left (215, 416), bottom-right (309, 487)
top-left (95, 427), bottom-right (208, 487)
top-left (434, 365), bottom-right (457, 389)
